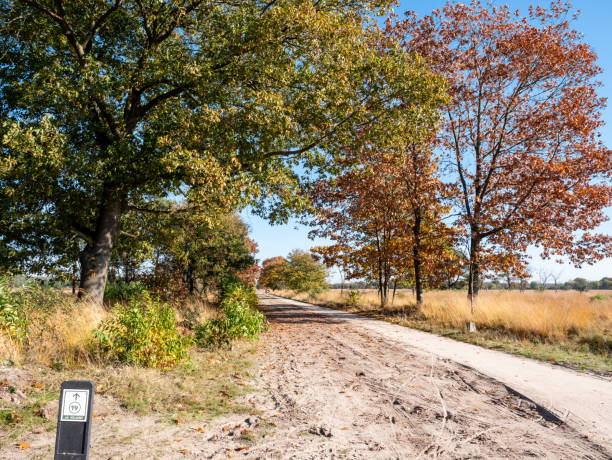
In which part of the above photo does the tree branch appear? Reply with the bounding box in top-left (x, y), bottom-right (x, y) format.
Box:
top-left (84, 0), bottom-right (122, 54)
top-left (20, 0), bottom-right (85, 59)
top-left (70, 225), bottom-right (94, 245)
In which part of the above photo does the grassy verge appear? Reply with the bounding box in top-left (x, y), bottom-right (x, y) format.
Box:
top-left (276, 290), bottom-right (612, 375)
top-left (0, 341), bottom-right (258, 445)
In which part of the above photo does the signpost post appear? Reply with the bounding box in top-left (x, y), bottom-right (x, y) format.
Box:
top-left (54, 380), bottom-right (94, 460)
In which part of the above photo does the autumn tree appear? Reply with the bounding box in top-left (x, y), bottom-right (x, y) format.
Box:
top-left (388, 1), bottom-right (612, 305)
top-left (310, 163), bottom-right (408, 307)
top-left (0, 0), bottom-right (437, 304)
top-left (309, 138), bottom-right (456, 306)
top-left (259, 257), bottom-right (289, 291)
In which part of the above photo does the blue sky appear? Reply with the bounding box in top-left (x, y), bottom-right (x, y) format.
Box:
top-left (241, 0), bottom-right (612, 282)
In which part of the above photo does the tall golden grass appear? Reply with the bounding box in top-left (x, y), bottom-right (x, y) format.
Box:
top-left (0, 292), bottom-right (217, 367)
top-left (0, 300), bottom-right (107, 366)
top-left (280, 289), bottom-right (612, 341)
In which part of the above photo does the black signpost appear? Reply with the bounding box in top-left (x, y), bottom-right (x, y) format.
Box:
top-left (54, 380), bottom-right (94, 460)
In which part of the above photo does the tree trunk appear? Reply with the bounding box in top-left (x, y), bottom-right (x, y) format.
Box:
top-left (412, 209), bottom-right (423, 306)
top-left (467, 234), bottom-right (481, 300)
top-left (467, 234), bottom-right (481, 331)
top-left (78, 188), bottom-right (124, 304)
top-left (380, 283), bottom-right (388, 308)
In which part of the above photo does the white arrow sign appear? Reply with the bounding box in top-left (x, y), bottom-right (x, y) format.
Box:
top-left (60, 389), bottom-right (89, 422)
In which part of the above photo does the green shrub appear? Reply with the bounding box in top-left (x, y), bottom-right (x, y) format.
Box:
top-left (590, 294), bottom-right (609, 302)
top-left (195, 282), bottom-right (266, 348)
top-left (94, 295), bottom-right (190, 368)
top-left (0, 276), bottom-right (28, 342)
top-left (221, 281), bottom-right (258, 308)
top-left (195, 299), bottom-right (266, 348)
top-left (346, 290), bottom-right (361, 307)
top-left (104, 281), bottom-right (148, 304)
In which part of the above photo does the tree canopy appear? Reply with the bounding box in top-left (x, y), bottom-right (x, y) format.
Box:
top-left (387, 1), bottom-right (612, 298)
top-left (0, 0), bottom-right (441, 303)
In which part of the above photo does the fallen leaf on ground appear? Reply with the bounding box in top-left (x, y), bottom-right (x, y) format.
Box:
top-left (235, 446), bottom-right (250, 451)
top-left (17, 442), bottom-right (30, 450)
top-left (174, 418), bottom-right (184, 424)
top-left (196, 426), bottom-right (205, 433)
top-left (92, 413), bottom-right (101, 419)
top-left (179, 449), bottom-right (189, 455)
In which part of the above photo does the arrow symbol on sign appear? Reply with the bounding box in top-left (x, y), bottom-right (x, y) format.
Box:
top-left (73, 393), bottom-right (80, 400)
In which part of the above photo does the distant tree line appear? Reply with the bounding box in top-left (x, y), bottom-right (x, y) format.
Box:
top-left (326, 276), bottom-right (612, 293)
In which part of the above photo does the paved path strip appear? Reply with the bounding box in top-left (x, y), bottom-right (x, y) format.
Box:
top-left (267, 294), bottom-right (612, 449)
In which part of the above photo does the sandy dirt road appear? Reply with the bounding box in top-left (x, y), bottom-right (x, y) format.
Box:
top-left (245, 294), bottom-right (611, 459)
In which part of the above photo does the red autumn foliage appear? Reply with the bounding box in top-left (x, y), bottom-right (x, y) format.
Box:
top-left (387, 1), bottom-right (612, 297)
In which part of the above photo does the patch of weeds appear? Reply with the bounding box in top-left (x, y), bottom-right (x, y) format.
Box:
top-left (0, 385), bottom-right (60, 446)
top-left (254, 419), bottom-right (277, 440)
top-left (238, 430), bottom-right (256, 443)
top-left (195, 284), bottom-right (267, 348)
top-left (346, 290), bottom-right (361, 307)
top-left (0, 342), bottom-right (260, 447)
top-left (90, 341), bottom-right (258, 421)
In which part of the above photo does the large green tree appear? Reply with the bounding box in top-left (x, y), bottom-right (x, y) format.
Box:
top-left (0, 0), bottom-right (440, 303)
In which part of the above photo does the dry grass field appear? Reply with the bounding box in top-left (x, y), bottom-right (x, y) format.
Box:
top-left (277, 288), bottom-right (612, 373)
top-left (0, 294), bottom-right (218, 367)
